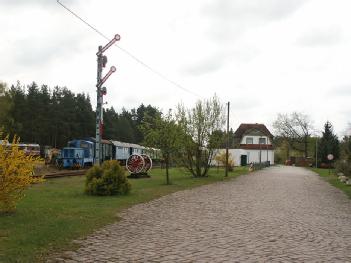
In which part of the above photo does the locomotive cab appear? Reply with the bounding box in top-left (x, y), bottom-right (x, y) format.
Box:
top-left (60, 147), bottom-right (85, 169)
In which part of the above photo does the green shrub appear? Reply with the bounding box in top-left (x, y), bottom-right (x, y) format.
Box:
top-left (85, 160), bottom-right (131, 196)
top-left (335, 160), bottom-right (351, 177)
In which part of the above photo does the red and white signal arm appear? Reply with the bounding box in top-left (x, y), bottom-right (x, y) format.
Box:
top-left (327, 154), bottom-right (334, 161)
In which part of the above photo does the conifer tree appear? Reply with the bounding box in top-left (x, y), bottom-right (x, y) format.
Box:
top-left (318, 121), bottom-right (340, 163)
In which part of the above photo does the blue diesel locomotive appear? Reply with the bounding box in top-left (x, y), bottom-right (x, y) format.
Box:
top-left (57, 138), bottom-right (160, 169)
top-left (58, 147), bottom-right (85, 169)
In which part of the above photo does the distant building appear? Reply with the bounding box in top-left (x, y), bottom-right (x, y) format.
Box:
top-left (213, 123), bottom-right (275, 166)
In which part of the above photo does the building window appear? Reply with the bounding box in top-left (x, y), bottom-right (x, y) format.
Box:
top-left (259, 138), bottom-right (266, 144)
top-left (246, 137), bottom-right (253, 144)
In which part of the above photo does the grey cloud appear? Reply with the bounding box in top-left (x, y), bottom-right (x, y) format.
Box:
top-left (329, 85), bottom-right (351, 97)
top-left (202, 0), bottom-right (307, 42)
top-left (230, 96), bottom-right (262, 111)
top-left (337, 112), bottom-right (351, 137)
top-left (14, 40), bottom-right (61, 67)
top-left (296, 26), bottom-right (342, 47)
top-left (344, 122), bottom-right (351, 136)
top-left (183, 47), bottom-right (259, 76)
top-left (0, 0), bottom-right (85, 11)
top-left (13, 31), bottom-right (89, 68)
top-left (0, 0), bottom-right (55, 10)
top-left (123, 96), bottom-right (142, 107)
top-left (0, 0), bottom-right (50, 5)
top-left (204, 0), bottom-right (305, 21)
top-left (0, 0), bottom-right (79, 7)
top-left (183, 54), bottom-right (227, 76)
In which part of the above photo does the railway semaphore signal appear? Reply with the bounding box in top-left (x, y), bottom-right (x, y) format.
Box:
top-left (95, 34), bottom-right (120, 165)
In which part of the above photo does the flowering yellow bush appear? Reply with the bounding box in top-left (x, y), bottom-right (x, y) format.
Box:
top-left (0, 135), bottom-right (43, 213)
top-left (214, 151), bottom-right (235, 171)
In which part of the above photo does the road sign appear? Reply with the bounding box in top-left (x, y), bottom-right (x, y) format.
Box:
top-left (327, 154), bottom-right (334, 161)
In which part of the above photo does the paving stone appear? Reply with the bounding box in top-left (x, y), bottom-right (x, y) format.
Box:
top-left (50, 166), bottom-right (351, 262)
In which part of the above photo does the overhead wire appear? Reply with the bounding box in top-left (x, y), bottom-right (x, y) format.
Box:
top-left (56, 0), bottom-right (204, 99)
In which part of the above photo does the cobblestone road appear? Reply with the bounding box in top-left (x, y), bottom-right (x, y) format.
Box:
top-left (51, 166), bottom-right (351, 262)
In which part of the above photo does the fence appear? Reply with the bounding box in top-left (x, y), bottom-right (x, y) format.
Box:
top-left (250, 161), bottom-right (270, 171)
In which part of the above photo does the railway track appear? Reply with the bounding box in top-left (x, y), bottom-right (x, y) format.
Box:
top-left (40, 169), bottom-right (88, 179)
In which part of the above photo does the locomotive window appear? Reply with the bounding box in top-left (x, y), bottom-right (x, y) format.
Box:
top-left (68, 141), bottom-right (76, 147)
top-left (63, 149), bottom-right (74, 158)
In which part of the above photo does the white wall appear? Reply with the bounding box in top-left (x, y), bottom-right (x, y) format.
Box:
top-left (212, 148), bottom-right (275, 166)
top-left (244, 149), bottom-right (274, 164)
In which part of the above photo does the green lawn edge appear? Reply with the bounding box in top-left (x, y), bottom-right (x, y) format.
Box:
top-left (310, 167), bottom-right (351, 199)
top-left (0, 167), bottom-right (248, 262)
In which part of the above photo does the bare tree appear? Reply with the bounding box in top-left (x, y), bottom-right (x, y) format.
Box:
top-left (273, 112), bottom-right (314, 158)
top-left (176, 95), bottom-right (225, 177)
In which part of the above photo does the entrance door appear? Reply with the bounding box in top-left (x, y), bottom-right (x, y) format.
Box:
top-left (240, 155), bottom-right (247, 166)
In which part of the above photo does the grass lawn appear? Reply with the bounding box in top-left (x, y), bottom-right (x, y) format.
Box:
top-left (311, 168), bottom-right (351, 199)
top-left (0, 166), bottom-right (248, 262)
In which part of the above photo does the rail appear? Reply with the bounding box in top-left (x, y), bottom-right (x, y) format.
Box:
top-left (32, 169), bottom-right (87, 179)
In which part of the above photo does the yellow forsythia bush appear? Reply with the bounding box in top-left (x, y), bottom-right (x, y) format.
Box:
top-left (0, 135), bottom-right (43, 213)
top-left (214, 151), bottom-right (235, 171)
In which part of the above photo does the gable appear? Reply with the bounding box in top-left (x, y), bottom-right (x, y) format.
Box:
top-left (234, 123), bottom-right (273, 139)
top-left (244, 128), bottom-right (266, 137)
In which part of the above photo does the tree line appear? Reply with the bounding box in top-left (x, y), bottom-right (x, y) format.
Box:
top-left (273, 111), bottom-right (351, 167)
top-left (0, 81), bottom-right (161, 148)
top-left (2, 81), bottom-right (350, 182)
top-left (1, 81), bottom-right (228, 181)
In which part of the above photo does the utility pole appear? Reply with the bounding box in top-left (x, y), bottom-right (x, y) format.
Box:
top-left (315, 137), bottom-right (318, 168)
top-left (225, 101), bottom-right (230, 177)
top-left (95, 34), bottom-right (120, 165)
top-left (266, 143), bottom-right (269, 163)
top-left (259, 136), bottom-right (262, 164)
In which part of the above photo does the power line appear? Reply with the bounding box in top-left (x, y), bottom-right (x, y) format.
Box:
top-left (56, 0), bottom-right (204, 99)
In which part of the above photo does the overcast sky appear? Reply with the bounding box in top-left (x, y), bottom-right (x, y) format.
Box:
top-left (1, 0), bottom-right (350, 137)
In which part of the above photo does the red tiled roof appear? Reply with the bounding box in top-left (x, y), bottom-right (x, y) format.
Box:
top-left (239, 144), bottom-right (274, 150)
top-left (234, 123), bottom-right (273, 139)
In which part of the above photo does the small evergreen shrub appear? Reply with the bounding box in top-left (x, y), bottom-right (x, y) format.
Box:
top-left (85, 160), bottom-right (131, 196)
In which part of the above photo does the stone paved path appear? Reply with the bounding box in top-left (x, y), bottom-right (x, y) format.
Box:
top-left (51, 166), bottom-right (351, 262)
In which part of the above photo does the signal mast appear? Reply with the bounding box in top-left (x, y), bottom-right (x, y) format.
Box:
top-left (95, 34), bottom-right (120, 165)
